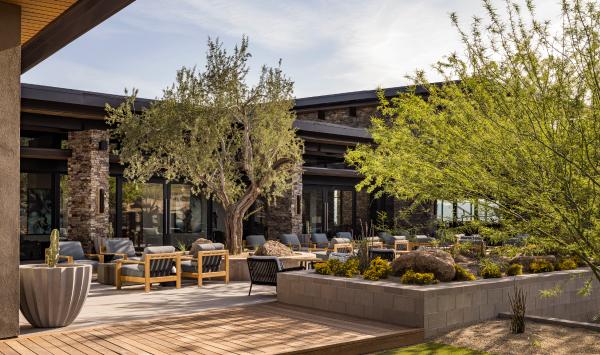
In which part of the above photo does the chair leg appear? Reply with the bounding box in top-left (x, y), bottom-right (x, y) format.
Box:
top-left (145, 280), bottom-right (151, 293)
top-left (198, 274), bottom-right (203, 288)
top-left (248, 283), bottom-right (253, 296)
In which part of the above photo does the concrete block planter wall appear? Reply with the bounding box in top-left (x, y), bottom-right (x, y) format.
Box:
top-left (277, 268), bottom-right (600, 338)
top-left (20, 264), bottom-right (92, 328)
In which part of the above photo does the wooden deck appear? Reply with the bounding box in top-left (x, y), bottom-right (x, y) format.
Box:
top-left (2, 303), bottom-right (423, 355)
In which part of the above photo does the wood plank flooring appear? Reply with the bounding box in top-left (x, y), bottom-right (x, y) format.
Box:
top-left (3, 303), bottom-right (423, 355)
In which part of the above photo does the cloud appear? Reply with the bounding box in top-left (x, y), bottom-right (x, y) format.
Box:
top-left (23, 0), bottom-right (565, 98)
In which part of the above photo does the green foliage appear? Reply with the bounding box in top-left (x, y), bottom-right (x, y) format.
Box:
top-left (315, 258), bottom-right (359, 278)
top-left (45, 229), bottom-right (60, 268)
top-left (176, 239), bottom-right (187, 252)
top-left (488, 245), bottom-right (520, 258)
top-left (314, 262), bottom-right (332, 275)
top-left (106, 37), bottom-right (303, 254)
top-left (509, 284), bottom-right (527, 334)
top-left (453, 264), bottom-right (476, 281)
top-left (401, 270), bottom-right (439, 285)
top-left (557, 258), bottom-right (577, 271)
top-left (530, 259), bottom-right (555, 273)
top-left (363, 257), bottom-right (392, 281)
top-left (506, 263), bottom-right (523, 276)
top-left (345, 1), bottom-right (600, 284)
top-left (480, 261), bottom-right (502, 279)
top-left (539, 284), bottom-right (563, 298)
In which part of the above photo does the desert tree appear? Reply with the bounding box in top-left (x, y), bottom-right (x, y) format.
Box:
top-left (106, 37), bottom-right (303, 254)
top-left (346, 0), bottom-right (600, 286)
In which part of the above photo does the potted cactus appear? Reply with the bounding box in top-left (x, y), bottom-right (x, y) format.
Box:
top-left (20, 229), bottom-right (92, 328)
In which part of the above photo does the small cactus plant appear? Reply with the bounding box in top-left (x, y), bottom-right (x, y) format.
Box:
top-left (45, 229), bottom-right (60, 267)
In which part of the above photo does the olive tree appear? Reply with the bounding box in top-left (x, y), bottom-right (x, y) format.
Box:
top-left (107, 38), bottom-right (303, 254)
top-left (346, 0), bottom-right (600, 285)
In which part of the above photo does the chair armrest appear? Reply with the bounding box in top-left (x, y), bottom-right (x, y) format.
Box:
top-left (116, 259), bottom-right (145, 264)
top-left (58, 255), bottom-right (73, 264)
top-left (280, 266), bottom-right (305, 272)
top-left (181, 255), bottom-right (195, 261)
top-left (85, 253), bottom-right (104, 263)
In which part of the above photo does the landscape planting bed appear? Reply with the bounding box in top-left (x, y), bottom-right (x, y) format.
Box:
top-left (277, 268), bottom-right (600, 338)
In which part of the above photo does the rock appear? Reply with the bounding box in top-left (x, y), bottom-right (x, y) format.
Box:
top-left (392, 249), bottom-right (456, 282)
top-left (510, 255), bottom-right (557, 272)
top-left (254, 240), bottom-right (294, 257)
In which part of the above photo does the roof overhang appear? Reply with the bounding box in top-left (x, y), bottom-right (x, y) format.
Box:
top-left (2, 0), bottom-right (134, 73)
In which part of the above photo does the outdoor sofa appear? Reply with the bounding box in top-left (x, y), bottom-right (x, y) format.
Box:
top-left (58, 241), bottom-right (103, 271)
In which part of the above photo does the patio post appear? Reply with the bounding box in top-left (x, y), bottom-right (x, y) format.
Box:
top-left (0, 1), bottom-right (21, 339)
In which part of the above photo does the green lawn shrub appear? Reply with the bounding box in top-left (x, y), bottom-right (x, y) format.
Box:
top-left (480, 261), bottom-right (502, 278)
top-left (363, 257), bottom-right (392, 281)
top-left (556, 258), bottom-right (577, 271)
top-left (506, 263), bottom-right (523, 276)
top-left (453, 264), bottom-right (476, 281)
top-left (401, 270), bottom-right (439, 285)
top-left (529, 259), bottom-right (554, 273)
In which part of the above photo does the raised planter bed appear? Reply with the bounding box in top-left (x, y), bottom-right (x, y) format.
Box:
top-left (277, 268), bottom-right (600, 338)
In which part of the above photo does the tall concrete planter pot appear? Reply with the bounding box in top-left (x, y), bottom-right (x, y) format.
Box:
top-left (19, 264), bottom-right (92, 328)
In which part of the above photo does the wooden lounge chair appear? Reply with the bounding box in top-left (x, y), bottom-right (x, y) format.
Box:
top-left (410, 235), bottom-right (435, 250)
top-left (181, 243), bottom-right (229, 287)
top-left (279, 233), bottom-right (310, 251)
top-left (310, 233), bottom-right (330, 250)
top-left (247, 256), bottom-right (304, 295)
top-left (115, 246), bottom-right (181, 293)
top-left (102, 238), bottom-right (139, 261)
top-left (379, 232), bottom-right (410, 253)
top-left (58, 241), bottom-right (103, 271)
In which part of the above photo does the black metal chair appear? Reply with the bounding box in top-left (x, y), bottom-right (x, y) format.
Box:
top-left (247, 256), bottom-right (304, 295)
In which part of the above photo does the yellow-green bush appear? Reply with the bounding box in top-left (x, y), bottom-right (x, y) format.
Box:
top-left (401, 270), bottom-right (438, 285)
top-left (314, 262), bottom-right (331, 275)
top-left (507, 263), bottom-right (523, 276)
top-left (363, 257), bottom-right (392, 281)
top-left (453, 264), bottom-right (476, 281)
top-left (480, 262), bottom-right (502, 278)
top-left (530, 259), bottom-right (554, 273)
top-left (314, 258), bottom-right (359, 278)
top-left (557, 258), bottom-right (577, 271)
top-left (335, 258), bottom-right (359, 277)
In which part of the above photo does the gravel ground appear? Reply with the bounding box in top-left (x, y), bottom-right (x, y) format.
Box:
top-left (435, 319), bottom-right (600, 355)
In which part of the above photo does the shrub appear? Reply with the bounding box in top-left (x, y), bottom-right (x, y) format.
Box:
top-left (363, 257), bottom-right (392, 281)
top-left (507, 263), bottom-right (523, 276)
top-left (480, 261), bottom-right (502, 278)
top-left (314, 258), bottom-right (359, 277)
top-left (530, 259), bottom-right (554, 273)
top-left (509, 283), bottom-right (527, 334)
top-left (314, 262), bottom-right (331, 275)
top-left (557, 258), bottom-right (577, 271)
top-left (453, 264), bottom-right (476, 281)
top-left (335, 258), bottom-right (360, 277)
top-left (401, 270), bottom-right (438, 285)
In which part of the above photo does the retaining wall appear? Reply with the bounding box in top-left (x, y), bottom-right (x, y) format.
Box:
top-left (277, 269), bottom-right (600, 338)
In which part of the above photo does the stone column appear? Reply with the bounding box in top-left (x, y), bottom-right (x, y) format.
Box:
top-left (0, 1), bottom-right (21, 339)
top-left (67, 130), bottom-right (110, 252)
top-left (265, 174), bottom-right (303, 239)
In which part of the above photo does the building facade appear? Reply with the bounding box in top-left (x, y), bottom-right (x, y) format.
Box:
top-left (19, 83), bottom-right (441, 260)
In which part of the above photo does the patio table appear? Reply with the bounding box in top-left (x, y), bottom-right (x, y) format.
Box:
top-left (97, 263), bottom-right (116, 285)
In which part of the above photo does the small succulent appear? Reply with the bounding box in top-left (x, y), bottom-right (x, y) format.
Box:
top-left (45, 229), bottom-right (60, 267)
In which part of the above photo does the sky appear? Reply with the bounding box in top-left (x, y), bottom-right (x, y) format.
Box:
top-left (22, 0), bottom-right (563, 100)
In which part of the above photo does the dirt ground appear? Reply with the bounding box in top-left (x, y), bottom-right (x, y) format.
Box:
top-left (435, 319), bottom-right (600, 355)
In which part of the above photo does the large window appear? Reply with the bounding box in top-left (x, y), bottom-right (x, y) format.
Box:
top-left (20, 173), bottom-right (53, 235)
top-left (121, 182), bottom-right (164, 247)
top-left (170, 184), bottom-right (207, 246)
top-left (436, 199), bottom-right (499, 223)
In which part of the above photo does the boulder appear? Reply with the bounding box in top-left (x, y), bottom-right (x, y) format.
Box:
top-left (510, 255), bottom-right (557, 272)
top-left (254, 240), bottom-right (294, 257)
top-left (392, 249), bottom-right (456, 281)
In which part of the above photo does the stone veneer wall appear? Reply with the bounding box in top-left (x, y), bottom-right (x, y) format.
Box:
top-left (296, 105), bottom-right (377, 128)
top-left (278, 269), bottom-right (600, 338)
top-left (67, 130), bottom-right (110, 252)
top-left (265, 176), bottom-right (303, 239)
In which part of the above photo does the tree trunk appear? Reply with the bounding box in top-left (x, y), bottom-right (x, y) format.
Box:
top-left (224, 209), bottom-right (244, 255)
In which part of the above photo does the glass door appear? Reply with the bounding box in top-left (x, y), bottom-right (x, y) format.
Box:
top-left (303, 186), bottom-right (355, 235)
